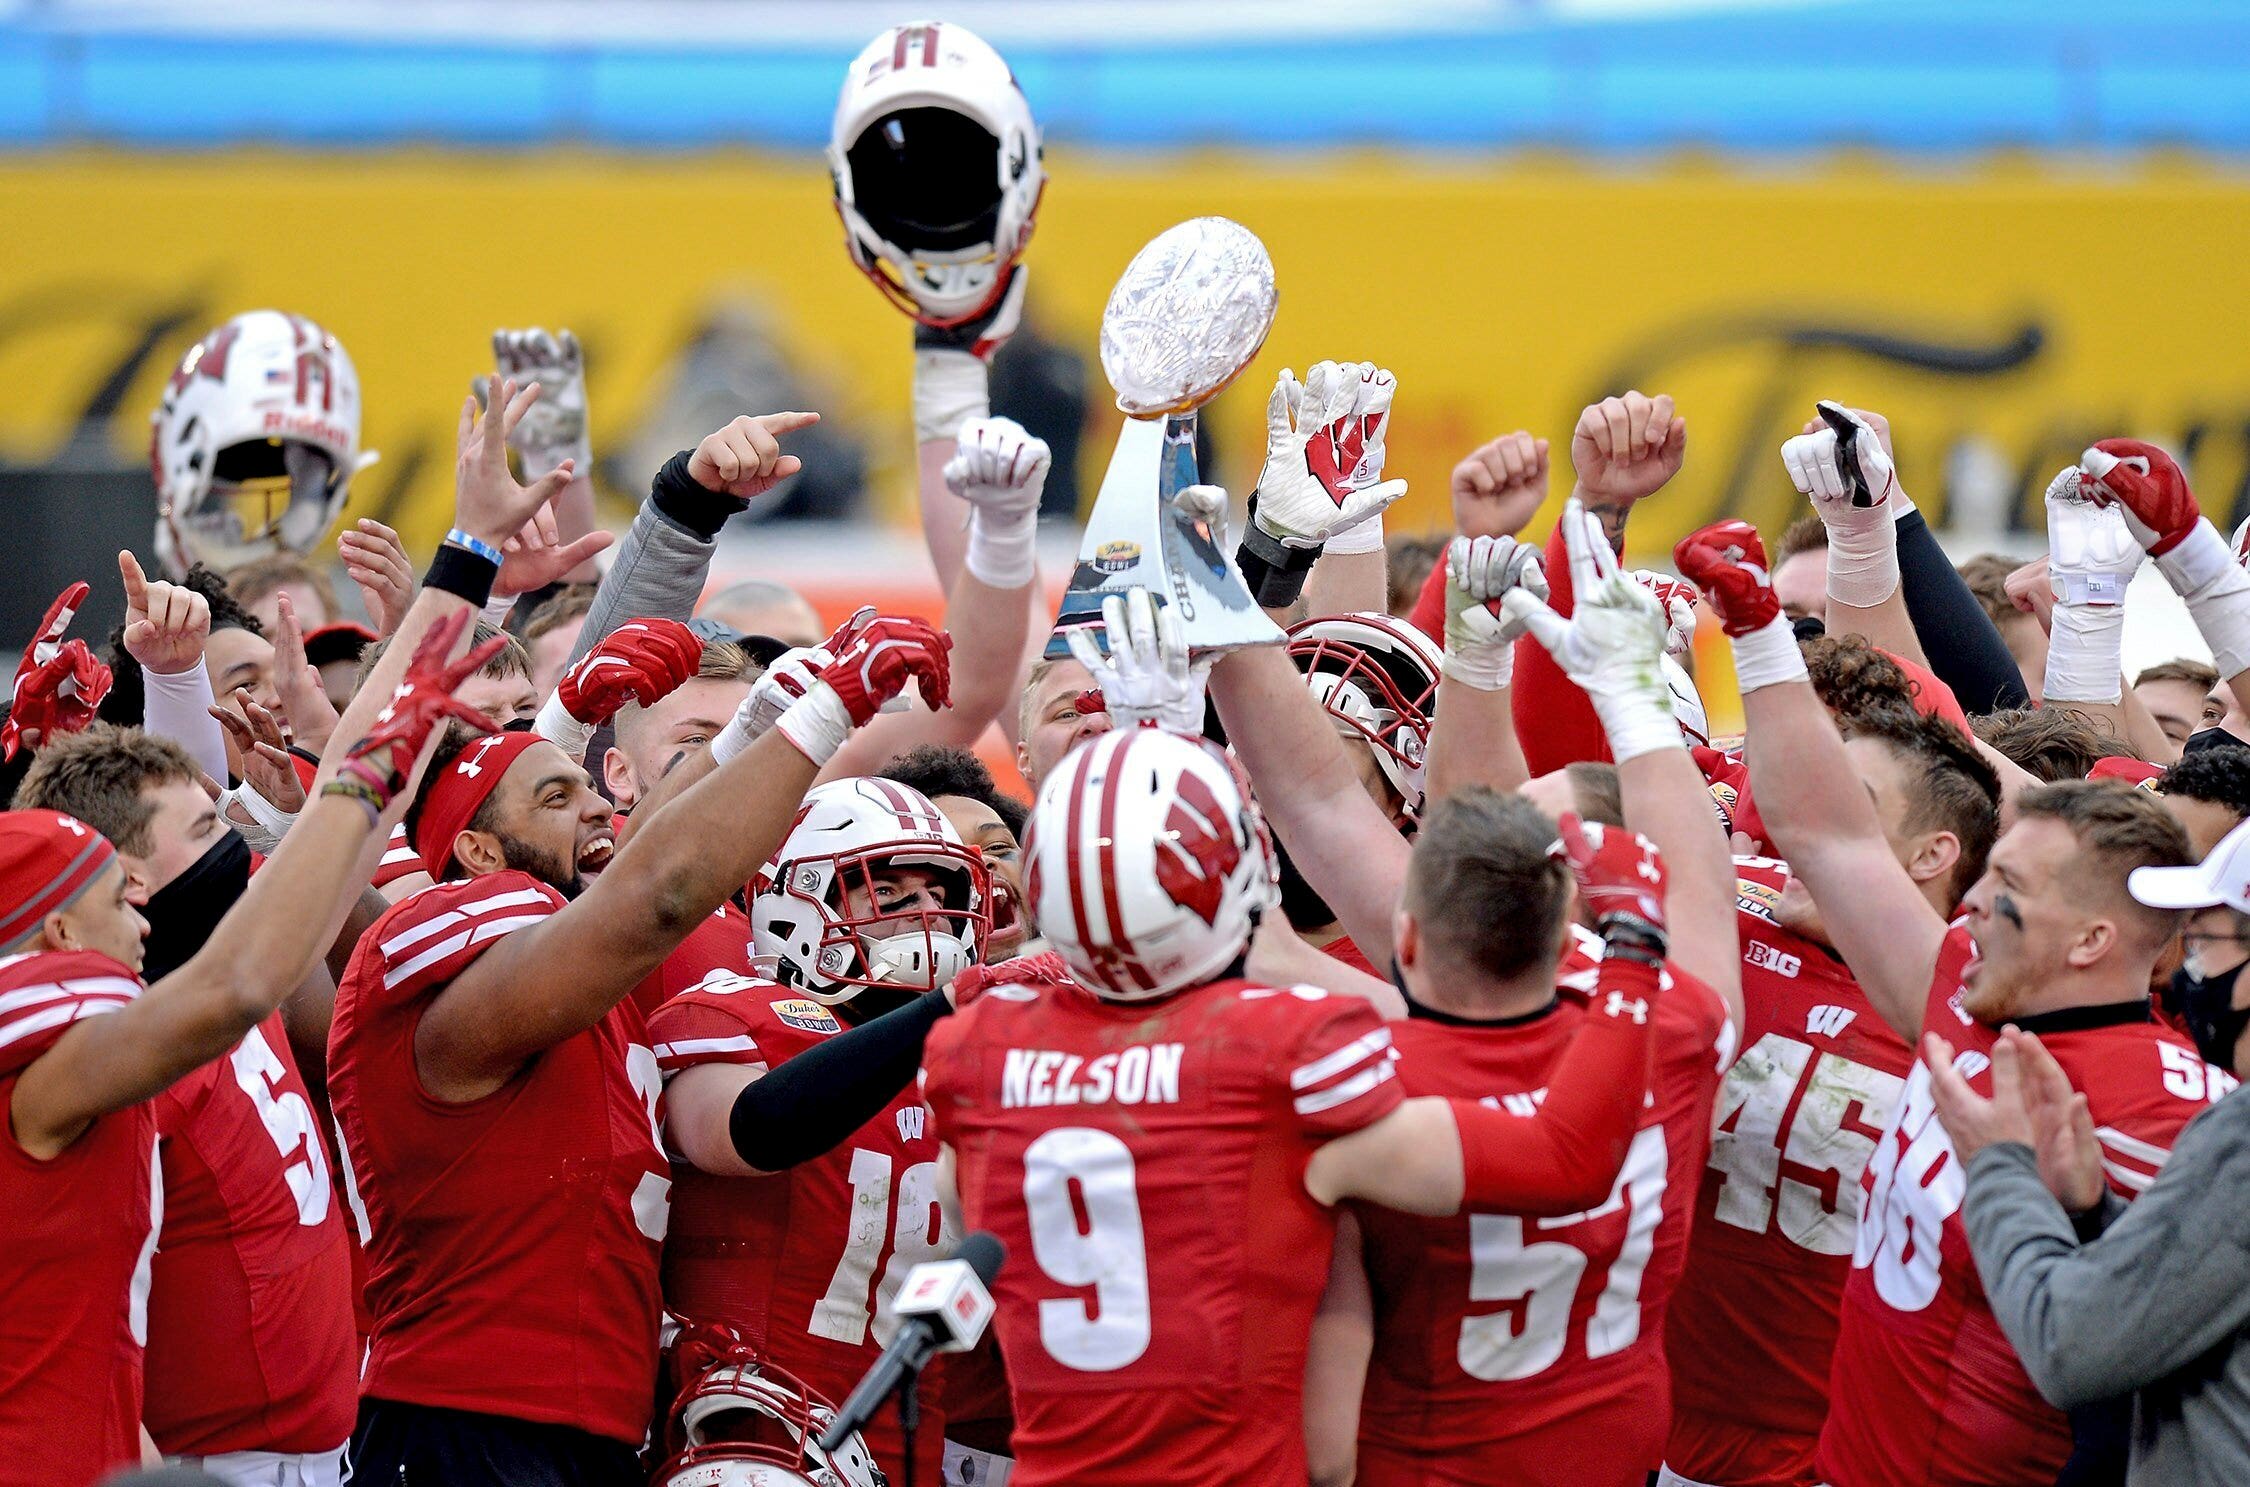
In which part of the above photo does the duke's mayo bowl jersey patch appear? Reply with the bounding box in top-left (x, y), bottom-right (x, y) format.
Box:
top-left (769, 997), bottom-right (842, 1035)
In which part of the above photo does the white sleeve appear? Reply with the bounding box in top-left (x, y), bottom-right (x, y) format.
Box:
top-left (139, 661), bottom-right (229, 782)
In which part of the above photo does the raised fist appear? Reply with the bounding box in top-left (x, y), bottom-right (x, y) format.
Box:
top-left (1783, 402), bottom-right (1899, 516)
top-left (2080, 438), bottom-right (2199, 556)
top-left (3, 582), bottom-right (112, 761)
top-left (1251, 361), bottom-right (1407, 550)
top-left (555, 619), bottom-right (703, 726)
top-left (947, 416), bottom-right (1050, 587)
top-left (1451, 431), bottom-right (1549, 540)
top-left (1571, 392), bottom-right (1685, 506)
top-left (1442, 534), bottom-right (1545, 691)
top-left (1673, 520), bottom-right (1782, 638)
top-left (1559, 810), bottom-right (1669, 954)
top-left (2043, 466), bottom-right (2143, 606)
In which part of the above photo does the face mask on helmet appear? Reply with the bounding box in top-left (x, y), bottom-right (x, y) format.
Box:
top-left (836, 854), bottom-right (986, 1001)
top-left (1287, 619), bottom-right (1439, 822)
top-left (659, 1332), bottom-right (884, 1487)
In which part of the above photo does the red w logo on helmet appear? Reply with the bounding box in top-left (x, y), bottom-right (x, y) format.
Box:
top-left (1154, 772), bottom-right (1242, 927)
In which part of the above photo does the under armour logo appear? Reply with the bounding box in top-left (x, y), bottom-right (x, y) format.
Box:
top-left (1636, 859), bottom-right (1659, 883)
top-left (456, 734), bottom-right (508, 778)
top-left (1604, 991), bottom-right (1649, 1025)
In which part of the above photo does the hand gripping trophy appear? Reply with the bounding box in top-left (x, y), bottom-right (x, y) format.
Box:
top-left (1048, 217), bottom-right (1286, 658)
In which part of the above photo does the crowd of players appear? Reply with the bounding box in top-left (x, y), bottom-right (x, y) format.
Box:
top-left (9, 20), bottom-right (2250, 1487)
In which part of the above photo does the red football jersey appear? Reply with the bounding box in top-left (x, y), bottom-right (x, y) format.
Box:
top-left (652, 974), bottom-right (955, 1485)
top-left (1663, 860), bottom-right (1914, 1487)
top-left (1354, 931), bottom-right (1731, 1487)
top-left (144, 1012), bottom-right (357, 1456)
top-left (1816, 925), bottom-right (2235, 1486)
top-left (329, 871), bottom-right (671, 1445)
top-left (0, 950), bottom-right (158, 1487)
top-left (631, 901), bottom-right (755, 1022)
top-left (922, 971), bottom-right (1406, 1487)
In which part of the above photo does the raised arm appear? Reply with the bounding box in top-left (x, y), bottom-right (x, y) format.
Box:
top-left (1677, 519), bottom-right (1949, 1040)
top-left (423, 614), bottom-right (953, 1090)
top-left (822, 416), bottom-right (1044, 777)
top-left (2036, 461), bottom-right (2145, 746)
top-left (10, 615), bottom-right (484, 1158)
top-left (1507, 502), bottom-right (1741, 1030)
top-left (1781, 402), bottom-right (1929, 668)
top-left (117, 552), bottom-right (228, 782)
top-left (1233, 361), bottom-right (1409, 625)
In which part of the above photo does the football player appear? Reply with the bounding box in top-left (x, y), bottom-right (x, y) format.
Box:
top-left (0, 611), bottom-right (486, 1487)
top-left (1295, 504), bottom-right (1738, 1487)
top-left (653, 776), bottom-right (988, 1484)
top-left (1681, 494), bottom-right (2235, 1486)
top-left (325, 392), bottom-right (951, 1483)
top-left (14, 727), bottom-right (360, 1485)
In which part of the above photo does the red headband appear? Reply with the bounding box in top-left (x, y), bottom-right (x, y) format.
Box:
top-left (414, 731), bottom-right (546, 879)
top-left (0, 810), bottom-right (118, 949)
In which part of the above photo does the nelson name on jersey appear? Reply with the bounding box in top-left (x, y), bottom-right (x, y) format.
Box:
top-left (1000, 1043), bottom-right (1185, 1109)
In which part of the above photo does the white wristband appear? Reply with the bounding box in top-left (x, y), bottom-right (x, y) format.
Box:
top-left (2156, 519), bottom-right (2250, 680)
top-left (964, 507), bottom-right (1038, 589)
top-left (1441, 643), bottom-right (1512, 693)
top-left (914, 348), bottom-right (990, 447)
top-left (533, 692), bottom-right (597, 762)
top-left (481, 593), bottom-right (515, 629)
top-left (1322, 514), bottom-right (1386, 556)
top-left (1596, 690), bottom-right (1689, 765)
top-left (1824, 518), bottom-right (1901, 609)
top-left (1731, 615), bottom-right (1810, 695)
top-left (2042, 602), bottom-right (2125, 704)
top-left (216, 779), bottom-right (297, 854)
top-left (773, 681), bottom-right (854, 767)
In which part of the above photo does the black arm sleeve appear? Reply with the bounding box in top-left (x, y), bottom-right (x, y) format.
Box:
top-left (2053, 1396), bottom-right (2132, 1487)
top-left (650, 449), bottom-right (745, 543)
top-left (728, 991), bottom-right (951, 1171)
top-left (1894, 508), bottom-right (2031, 713)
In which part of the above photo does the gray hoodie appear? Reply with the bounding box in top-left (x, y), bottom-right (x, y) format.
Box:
top-left (1963, 1085), bottom-right (2250, 1486)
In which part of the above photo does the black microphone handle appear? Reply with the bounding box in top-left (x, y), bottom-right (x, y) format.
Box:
top-left (818, 1317), bottom-right (942, 1453)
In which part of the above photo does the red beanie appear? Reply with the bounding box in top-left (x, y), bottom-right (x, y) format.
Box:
top-left (413, 731), bottom-right (545, 879)
top-left (0, 810), bottom-right (118, 950)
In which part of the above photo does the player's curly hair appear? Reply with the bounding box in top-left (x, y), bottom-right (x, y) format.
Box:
top-left (1840, 704), bottom-right (2001, 907)
top-left (2158, 744), bottom-right (2250, 820)
top-left (880, 745), bottom-right (1029, 839)
top-left (1803, 636), bottom-right (1919, 726)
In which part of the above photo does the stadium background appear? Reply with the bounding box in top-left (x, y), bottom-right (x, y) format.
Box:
top-left (3, 0), bottom-right (2249, 739)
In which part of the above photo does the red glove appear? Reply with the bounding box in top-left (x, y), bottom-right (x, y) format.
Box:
top-left (554, 618), bottom-right (702, 726)
top-left (333, 610), bottom-right (510, 807)
top-left (949, 949), bottom-right (1072, 1011)
top-left (1558, 810), bottom-right (1667, 942)
top-left (816, 614), bottom-right (953, 724)
top-left (4, 583), bottom-right (113, 761)
top-left (1673, 520), bottom-right (1781, 637)
top-left (2081, 438), bottom-right (2199, 556)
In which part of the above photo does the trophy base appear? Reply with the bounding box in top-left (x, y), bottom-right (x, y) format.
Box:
top-left (1047, 414), bottom-right (1285, 660)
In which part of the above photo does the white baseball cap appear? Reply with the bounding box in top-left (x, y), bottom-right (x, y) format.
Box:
top-left (2130, 815), bottom-right (2250, 913)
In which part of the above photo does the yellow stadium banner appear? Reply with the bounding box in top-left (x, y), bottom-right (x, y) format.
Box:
top-left (4, 147), bottom-right (2250, 572)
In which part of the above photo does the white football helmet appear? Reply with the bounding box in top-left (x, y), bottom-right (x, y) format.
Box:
top-left (658, 1329), bottom-right (885, 1487)
top-left (829, 20), bottom-right (1042, 327)
top-left (1287, 612), bottom-right (1444, 821)
top-left (1027, 727), bottom-right (1279, 1002)
top-left (148, 309), bottom-right (374, 577)
top-left (1664, 653), bottom-right (1710, 748)
top-left (753, 777), bottom-right (990, 1005)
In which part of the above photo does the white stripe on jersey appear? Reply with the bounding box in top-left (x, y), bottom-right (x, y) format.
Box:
top-left (128, 1131), bottom-right (162, 1347)
top-left (2100, 1159), bottom-right (2153, 1194)
top-left (653, 1035), bottom-right (760, 1061)
top-left (381, 912), bottom-right (551, 990)
top-left (1291, 1026), bottom-right (1394, 1090)
top-left (2095, 1125), bottom-right (2171, 1167)
top-left (1294, 1058), bottom-right (1397, 1116)
top-left (378, 886), bottom-right (551, 957)
top-left (0, 975), bottom-right (141, 1018)
top-left (0, 994), bottom-right (131, 1050)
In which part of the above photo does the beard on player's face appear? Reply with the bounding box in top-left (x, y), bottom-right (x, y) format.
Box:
top-left (496, 831), bottom-right (587, 902)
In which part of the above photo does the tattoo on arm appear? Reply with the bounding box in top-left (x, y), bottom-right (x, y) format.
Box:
top-left (1579, 499), bottom-right (1631, 556)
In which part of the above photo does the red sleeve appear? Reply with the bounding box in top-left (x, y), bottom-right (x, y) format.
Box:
top-left (372, 822), bottom-right (423, 889)
top-left (1451, 951), bottom-right (1661, 1216)
top-left (1281, 995), bottom-right (1404, 1138)
top-left (1512, 518), bottom-right (1612, 776)
top-left (646, 993), bottom-right (767, 1078)
top-left (1407, 556), bottom-right (1448, 644)
top-left (0, 951), bottom-right (142, 1078)
top-left (368, 872), bottom-right (563, 1002)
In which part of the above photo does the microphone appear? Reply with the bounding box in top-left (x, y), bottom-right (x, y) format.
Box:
top-left (819, 1232), bottom-right (1005, 1453)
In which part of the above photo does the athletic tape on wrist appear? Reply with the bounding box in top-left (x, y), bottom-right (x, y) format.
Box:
top-left (913, 348), bottom-right (990, 446)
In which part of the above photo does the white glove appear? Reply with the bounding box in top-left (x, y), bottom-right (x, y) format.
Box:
top-left (1500, 499), bottom-right (1681, 762)
top-left (1064, 588), bottom-right (1209, 733)
top-left (480, 328), bottom-right (590, 476)
top-left (945, 416), bottom-right (1049, 588)
top-left (710, 639), bottom-right (835, 765)
top-left (1443, 535), bottom-right (1546, 691)
top-left (1250, 361), bottom-right (1407, 552)
top-left (1780, 401), bottom-right (1901, 608)
top-left (2041, 465), bottom-right (2141, 705)
top-left (1175, 482), bottom-right (1231, 552)
top-left (1629, 570), bottom-right (1700, 658)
